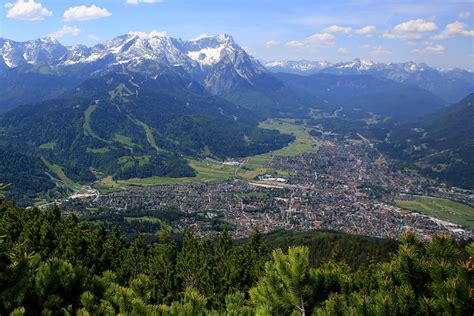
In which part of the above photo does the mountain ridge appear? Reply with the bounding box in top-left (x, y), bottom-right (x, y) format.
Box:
top-left (378, 94), bottom-right (474, 189)
top-left (265, 58), bottom-right (474, 103)
top-left (0, 34), bottom-right (265, 95)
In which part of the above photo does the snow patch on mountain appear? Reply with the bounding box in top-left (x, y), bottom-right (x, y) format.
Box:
top-left (0, 33), bottom-right (265, 95)
top-left (187, 45), bottom-right (225, 66)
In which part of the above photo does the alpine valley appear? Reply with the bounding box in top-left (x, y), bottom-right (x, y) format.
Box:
top-left (0, 32), bottom-right (473, 219)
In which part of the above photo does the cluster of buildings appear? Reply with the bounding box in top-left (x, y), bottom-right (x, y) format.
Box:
top-left (66, 138), bottom-right (474, 240)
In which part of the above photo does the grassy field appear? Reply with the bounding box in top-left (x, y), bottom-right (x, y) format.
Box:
top-left (124, 216), bottom-right (161, 223)
top-left (100, 158), bottom-right (238, 187)
top-left (394, 196), bottom-right (474, 230)
top-left (238, 119), bottom-right (319, 180)
top-left (87, 147), bottom-right (110, 154)
top-left (98, 119), bottom-right (319, 189)
top-left (41, 157), bottom-right (82, 191)
top-left (39, 142), bottom-right (56, 150)
top-left (126, 114), bottom-right (164, 153)
top-left (83, 101), bottom-right (111, 144)
top-left (114, 134), bottom-right (135, 147)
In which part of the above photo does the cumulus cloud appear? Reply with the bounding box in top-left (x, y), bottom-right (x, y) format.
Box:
top-left (384, 19), bottom-right (437, 40)
top-left (371, 46), bottom-right (392, 56)
top-left (322, 25), bottom-right (352, 34)
top-left (88, 34), bottom-right (100, 41)
top-left (459, 11), bottom-right (471, 19)
top-left (49, 25), bottom-right (80, 39)
top-left (129, 30), bottom-right (167, 39)
top-left (5, 0), bottom-right (52, 20)
top-left (337, 47), bottom-right (348, 54)
top-left (322, 25), bottom-right (376, 36)
top-left (305, 33), bottom-right (336, 47)
top-left (433, 21), bottom-right (474, 40)
top-left (265, 39), bottom-right (280, 48)
top-left (394, 19), bottom-right (438, 33)
top-left (412, 43), bottom-right (445, 55)
top-left (355, 25), bottom-right (376, 35)
top-left (63, 5), bottom-right (111, 21)
top-left (126, 0), bottom-right (162, 4)
top-left (285, 33), bottom-right (335, 48)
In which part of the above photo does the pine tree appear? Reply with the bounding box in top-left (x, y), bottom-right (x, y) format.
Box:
top-left (118, 234), bottom-right (147, 282)
top-left (250, 246), bottom-right (315, 315)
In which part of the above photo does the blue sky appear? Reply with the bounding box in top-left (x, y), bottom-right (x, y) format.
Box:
top-left (1, 0), bottom-right (473, 69)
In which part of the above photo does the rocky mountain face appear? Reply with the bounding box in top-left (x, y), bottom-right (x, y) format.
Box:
top-left (0, 33), bottom-right (264, 96)
top-left (265, 58), bottom-right (474, 103)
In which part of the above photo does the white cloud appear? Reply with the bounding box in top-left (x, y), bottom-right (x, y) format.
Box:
top-left (285, 33), bottom-right (335, 49)
top-left (6, 0), bottom-right (52, 20)
top-left (88, 34), bottom-right (100, 41)
top-left (285, 40), bottom-right (305, 48)
top-left (433, 21), bottom-right (474, 40)
top-left (126, 0), bottom-right (162, 4)
top-left (305, 33), bottom-right (336, 47)
top-left (49, 25), bottom-right (80, 39)
top-left (192, 34), bottom-right (209, 41)
top-left (394, 19), bottom-right (438, 33)
top-left (265, 39), bottom-right (280, 48)
top-left (337, 47), bottom-right (348, 54)
top-left (412, 44), bottom-right (445, 55)
top-left (384, 19), bottom-right (437, 40)
top-left (322, 25), bottom-right (352, 34)
top-left (63, 5), bottom-right (111, 21)
top-left (129, 30), bottom-right (167, 39)
top-left (459, 11), bottom-right (471, 19)
top-left (355, 25), bottom-right (376, 35)
top-left (371, 45), bottom-right (392, 56)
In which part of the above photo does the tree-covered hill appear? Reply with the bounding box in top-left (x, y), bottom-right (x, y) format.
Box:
top-left (274, 72), bottom-right (445, 121)
top-left (0, 198), bottom-right (472, 315)
top-left (0, 72), bottom-right (294, 200)
top-left (379, 94), bottom-right (474, 189)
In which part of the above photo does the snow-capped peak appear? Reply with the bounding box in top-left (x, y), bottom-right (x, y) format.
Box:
top-left (0, 33), bottom-right (265, 95)
top-left (128, 30), bottom-right (167, 40)
top-left (264, 60), bottom-right (332, 74)
top-left (182, 34), bottom-right (242, 67)
top-left (335, 58), bottom-right (375, 71)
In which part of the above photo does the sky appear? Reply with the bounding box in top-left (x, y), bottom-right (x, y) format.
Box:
top-left (1, 0), bottom-right (473, 69)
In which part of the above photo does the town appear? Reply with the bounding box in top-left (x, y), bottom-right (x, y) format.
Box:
top-left (64, 135), bottom-right (474, 240)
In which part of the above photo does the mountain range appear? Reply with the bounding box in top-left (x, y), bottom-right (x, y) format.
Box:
top-left (2, 35), bottom-right (472, 114)
top-left (0, 34), bottom-right (266, 108)
top-left (0, 33), bottom-right (472, 201)
top-left (265, 58), bottom-right (474, 103)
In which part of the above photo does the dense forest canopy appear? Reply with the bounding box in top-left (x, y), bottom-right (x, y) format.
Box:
top-left (0, 196), bottom-right (472, 315)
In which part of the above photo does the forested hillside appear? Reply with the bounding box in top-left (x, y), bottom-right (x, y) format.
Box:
top-left (1, 196), bottom-right (472, 315)
top-left (379, 94), bottom-right (474, 189)
top-left (274, 72), bottom-right (444, 120)
top-left (0, 73), bottom-right (293, 200)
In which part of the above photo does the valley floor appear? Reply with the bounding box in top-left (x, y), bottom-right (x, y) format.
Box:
top-left (60, 119), bottom-right (474, 241)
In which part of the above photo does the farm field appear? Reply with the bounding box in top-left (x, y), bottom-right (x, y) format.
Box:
top-left (394, 196), bottom-right (474, 230)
